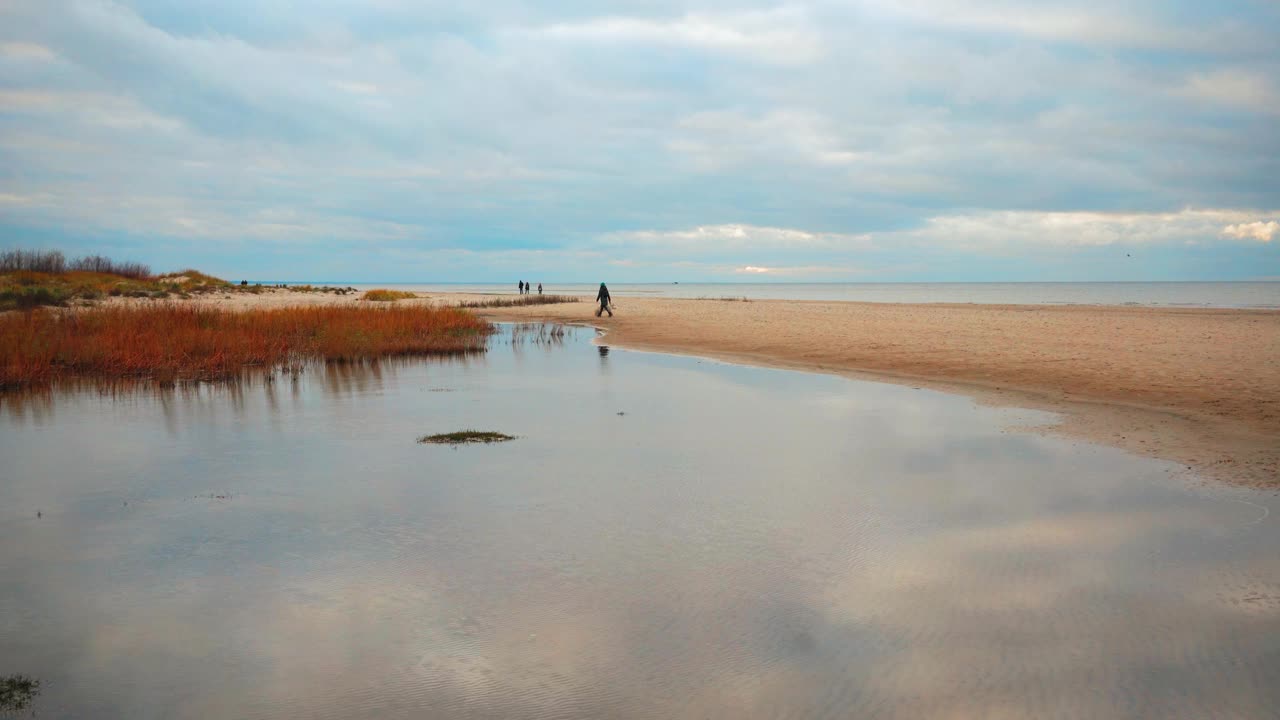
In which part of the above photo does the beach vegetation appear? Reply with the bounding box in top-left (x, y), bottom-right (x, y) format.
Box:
top-left (418, 430), bottom-right (515, 445)
top-left (0, 250), bottom-right (247, 310)
top-left (283, 284), bottom-right (358, 294)
top-left (364, 289), bottom-right (418, 302)
top-left (457, 295), bottom-right (579, 308)
top-left (0, 304), bottom-right (493, 389)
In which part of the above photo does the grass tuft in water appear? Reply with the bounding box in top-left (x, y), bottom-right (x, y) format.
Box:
top-left (0, 675), bottom-right (40, 713)
top-left (418, 430), bottom-right (516, 445)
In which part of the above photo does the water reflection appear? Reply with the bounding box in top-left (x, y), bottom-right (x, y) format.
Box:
top-left (0, 327), bottom-right (1276, 718)
top-left (0, 347), bottom-right (499, 428)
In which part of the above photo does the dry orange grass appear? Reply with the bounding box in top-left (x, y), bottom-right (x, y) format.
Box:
top-left (363, 289), bottom-right (417, 301)
top-left (0, 304), bottom-right (493, 388)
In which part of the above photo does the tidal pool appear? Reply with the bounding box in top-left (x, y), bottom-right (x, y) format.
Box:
top-left (1, 324), bottom-right (1277, 719)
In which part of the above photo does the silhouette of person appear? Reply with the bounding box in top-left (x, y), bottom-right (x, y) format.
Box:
top-left (538, 283), bottom-right (543, 295)
top-left (595, 283), bottom-right (613, 317)
top-left (518, 280), bottom-right (524, 295)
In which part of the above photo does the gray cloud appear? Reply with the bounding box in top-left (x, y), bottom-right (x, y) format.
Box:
top-left (0, 0), bottom-right (1277, 279)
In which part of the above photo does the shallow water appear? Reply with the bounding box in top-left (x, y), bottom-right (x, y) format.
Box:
top-left (1, 325), bottom-right (1277, 719)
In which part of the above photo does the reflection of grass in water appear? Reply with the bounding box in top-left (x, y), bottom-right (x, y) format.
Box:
top-left (418, 430), bottom-right (515, 445)
top-left (508, 323), bottom-right (568, 347)
top-left (0, 675), bottom-right (40, 713)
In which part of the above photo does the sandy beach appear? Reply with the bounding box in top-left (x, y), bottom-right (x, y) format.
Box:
top-left (100, 289), bottom-right (1280, 487)
top-left (462, 295), bottom-right (1279, 489)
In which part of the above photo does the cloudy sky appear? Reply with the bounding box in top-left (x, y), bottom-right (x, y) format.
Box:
top-left (1, 0), bottom-right (1278, 282)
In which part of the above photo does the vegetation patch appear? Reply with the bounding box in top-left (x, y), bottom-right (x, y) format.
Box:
top-left (0, 674), bottom-right (40, 713)
top-left (418, 430), bottom-right (516, 445)
top-left (279, 284), bottom-right (358, 295)
top-left (0, 249), bottom-right (253, 310)
top-left (0, 304), bottom-right (493, 389)
top-left (457, 295), bottom-right (580, 308)
top-left (364, 289), bottom-right (418, 302)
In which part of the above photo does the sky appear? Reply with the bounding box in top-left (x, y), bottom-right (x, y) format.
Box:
top-left (1, 0), bottom-right (1278, 283)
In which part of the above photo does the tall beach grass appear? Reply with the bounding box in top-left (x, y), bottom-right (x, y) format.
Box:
top-left (457, 294), bottom-right (580, 308)
top-left (363, 289), bottom-right (418, 301)
top-left (0, 304), bottom-right (493, 389)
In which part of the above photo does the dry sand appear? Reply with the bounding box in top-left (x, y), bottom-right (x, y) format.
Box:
top-left (128, 289), bottom-right (1280, 488)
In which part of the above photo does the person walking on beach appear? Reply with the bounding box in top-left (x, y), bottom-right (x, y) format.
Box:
top-left (537, 283), bottom-right (543, 295)
top-left (517, 280), bottom-right (523, 295)
top-left (595, 282), bottom-right (613, 317)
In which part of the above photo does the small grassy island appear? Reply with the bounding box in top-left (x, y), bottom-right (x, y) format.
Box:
top-left (418, 431), bottom-right (516, 445)
top-left (0, 674), bottom-right (40, 713)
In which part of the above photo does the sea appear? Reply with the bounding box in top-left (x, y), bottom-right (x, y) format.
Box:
top-left (312, 282), bottom-right (1280, 308)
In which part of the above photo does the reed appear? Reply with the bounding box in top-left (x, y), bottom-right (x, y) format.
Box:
top-left (457, 294), bottom-right (580, 308)
top-left (363, 289), bottom-right (418, 301)
top-left (0, 304), bottom-right (493, 389)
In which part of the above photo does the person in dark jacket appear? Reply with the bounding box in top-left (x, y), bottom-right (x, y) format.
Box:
top-left (518, 280), bottom-right (524, 295)
top-left (595, 283), bottom-right (612, 317)
top-left (537, 283), bottom-right (543, 295)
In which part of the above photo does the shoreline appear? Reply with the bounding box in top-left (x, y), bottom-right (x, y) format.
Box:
top-left (16, 289), bottom-right (1280, 489)
top-left (464, 295), bottom-right (1280, 490)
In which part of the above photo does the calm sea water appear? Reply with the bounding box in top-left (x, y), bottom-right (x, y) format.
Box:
top-left (1, 326), bottom-right (1277, 718)
top-left (332, 282), bottom-right (1280, 308)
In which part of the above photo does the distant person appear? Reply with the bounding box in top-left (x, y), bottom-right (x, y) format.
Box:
top-left (518, 280), bottom-right (524, 295)
top-left (538, 283), bottom-right (543, 295)
top-left (595, 282), bottom-right (613, 317)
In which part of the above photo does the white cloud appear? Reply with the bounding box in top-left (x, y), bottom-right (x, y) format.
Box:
top-left (536, 8), bottom-right (821, 64)
top-left (893, 208), bottom-right (1280, 249)
top-left (0, 42), bottom-right (56, 60)
top-left (0, 90), bottom-right (185, 132)
top-left (601, 209), bottom-right (1280, 258)
top-left (600, 223), bottom-right (873, 252)
top-left (733, 264), bottom-right (853, 276)
top-left (0, 192), bottom-right (49, 207)
top-left (863, 0), bottom-right (1257, 51)
top-left (670, 109), bottom-right (863, 171)
top-left (1178, 69), bottom-right (1280, 115)
top-left (1222, 220), bottom-right (1278, 243)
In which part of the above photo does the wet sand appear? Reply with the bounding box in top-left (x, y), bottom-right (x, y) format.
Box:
top-left (103, 290), bottom-right (1280, 487)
